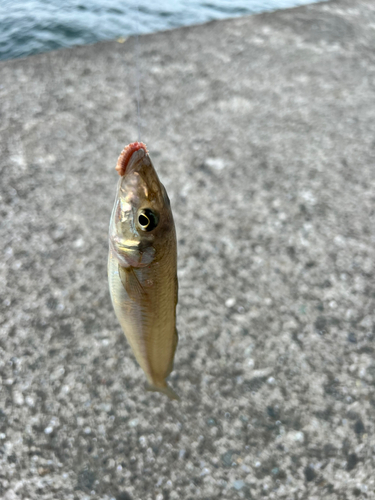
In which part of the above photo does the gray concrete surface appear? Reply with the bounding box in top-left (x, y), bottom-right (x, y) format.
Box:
top-left (1, 0), bottom-right (375, 498)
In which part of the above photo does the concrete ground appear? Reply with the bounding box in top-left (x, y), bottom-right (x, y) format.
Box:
top-left (1, 0), bottom-right (375, 498)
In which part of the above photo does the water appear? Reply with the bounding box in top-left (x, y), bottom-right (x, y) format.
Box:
top-left (0, 0), bottom-right (321, 61)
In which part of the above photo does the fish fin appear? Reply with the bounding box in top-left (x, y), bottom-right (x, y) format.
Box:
top-left (166, 328), bottom-right (179, 377)
top-left (118, 264), bottom-right (147, 302)
top-left (145, 381), bottom-right (180, 401)
top-left (175, 273), bottom-right (179, 306)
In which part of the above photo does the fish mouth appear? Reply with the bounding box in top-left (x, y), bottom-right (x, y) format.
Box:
top-left (126, 148), bottom-right (149, 175)
top-left (116, 142), bottom-right (148, 176)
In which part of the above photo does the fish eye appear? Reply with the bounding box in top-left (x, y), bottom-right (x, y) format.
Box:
top-left (138, 209), bottom-right (159, 232)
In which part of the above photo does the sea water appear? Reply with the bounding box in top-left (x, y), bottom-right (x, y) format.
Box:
top-left (0, 0), bottom-right (323, 61)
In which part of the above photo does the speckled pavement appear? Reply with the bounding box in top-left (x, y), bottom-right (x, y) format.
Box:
top-left (1, 0), bottom-right (375, 498)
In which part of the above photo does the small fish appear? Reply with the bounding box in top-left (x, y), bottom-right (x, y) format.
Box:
top-left (108, 142), bottom-right (179, 400)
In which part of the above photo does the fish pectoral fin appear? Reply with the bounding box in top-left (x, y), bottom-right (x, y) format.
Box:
top-left (118, 264), bottom-right (147, 302)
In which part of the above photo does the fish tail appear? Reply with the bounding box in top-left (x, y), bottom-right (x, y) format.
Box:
top-left (145, 381), bottom-right (180, 401)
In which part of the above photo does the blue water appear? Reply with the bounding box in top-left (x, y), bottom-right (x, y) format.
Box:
top-left (0, 0), bottom-right (321, 61)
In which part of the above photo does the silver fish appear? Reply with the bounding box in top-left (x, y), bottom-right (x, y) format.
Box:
top-left (108, 142), bottom-right (179, 400)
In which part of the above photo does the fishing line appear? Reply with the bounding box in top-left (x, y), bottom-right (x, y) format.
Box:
top-left (134, 1), bottom-right (142, 142)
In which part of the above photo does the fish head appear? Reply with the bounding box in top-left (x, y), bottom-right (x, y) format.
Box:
top-left (109, 147), bottom-right (174, 268)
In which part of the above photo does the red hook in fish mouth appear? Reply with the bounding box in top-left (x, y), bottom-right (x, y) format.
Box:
top-left (116, 142), bottom-right (148, 176)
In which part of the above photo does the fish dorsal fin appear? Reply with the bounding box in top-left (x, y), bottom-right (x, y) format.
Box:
top-left (118, 264), bottom-right (147, 302)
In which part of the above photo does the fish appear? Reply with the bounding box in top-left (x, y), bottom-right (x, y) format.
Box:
top-left (108, 142), bottom-right (179, 400)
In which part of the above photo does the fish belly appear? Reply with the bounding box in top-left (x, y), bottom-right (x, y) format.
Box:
top-left (108, 251), bottom-right (177, 388)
